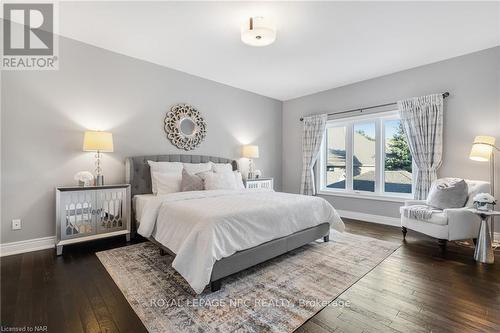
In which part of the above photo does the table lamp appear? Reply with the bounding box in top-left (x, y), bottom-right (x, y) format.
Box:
top-left (469, 135), bottom-right (499, 243)
top-left (83, 131), bottom-right (114, 186)
top-left (242, 145), bottom-right (259, 179)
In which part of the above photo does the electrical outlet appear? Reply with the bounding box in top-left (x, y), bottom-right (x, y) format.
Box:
top-left (12, 219), bottom-right (21, 230)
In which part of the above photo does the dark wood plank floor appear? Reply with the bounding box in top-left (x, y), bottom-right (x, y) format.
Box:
top-left (1, 220), bottom-right (499, 333)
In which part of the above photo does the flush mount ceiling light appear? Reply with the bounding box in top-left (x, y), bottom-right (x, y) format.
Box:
top-left (241, 16), bottom-right (276, 47)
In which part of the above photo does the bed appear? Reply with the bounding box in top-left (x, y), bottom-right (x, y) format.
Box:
top-left (126, 154), bottom-right (344, 293)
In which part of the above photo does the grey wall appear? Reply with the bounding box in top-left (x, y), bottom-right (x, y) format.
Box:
top-left (1, 37), bottom-right (282, 243)
top-left (283, 47), bottom-right (500, 221)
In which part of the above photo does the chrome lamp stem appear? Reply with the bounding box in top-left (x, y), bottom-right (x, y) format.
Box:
top-left (95, 150), bottom-right (104, 186)
top-left (248, 159), bottom-right (255, 179)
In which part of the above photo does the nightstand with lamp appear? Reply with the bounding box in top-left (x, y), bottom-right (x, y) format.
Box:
top-left (54, 130), bottom-right (131, 255)
top-left (241, 145), bottom-right (274, 190)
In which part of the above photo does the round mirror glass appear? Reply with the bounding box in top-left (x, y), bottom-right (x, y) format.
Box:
top-left (179, 118), bottom-right (196, 136)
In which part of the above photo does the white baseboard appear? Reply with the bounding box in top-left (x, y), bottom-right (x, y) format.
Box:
top-left (0, 236), bottom-right (55, 257)
top-left (337, 209), bottom-right (401, 227)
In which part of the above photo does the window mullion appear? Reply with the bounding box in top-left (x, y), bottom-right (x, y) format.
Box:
top-left (376, 119), bottom-right (384, 194)
top-left (346, 122), bottom-right (353, 192)
top-left (319, 133), bottom-right (326, 191)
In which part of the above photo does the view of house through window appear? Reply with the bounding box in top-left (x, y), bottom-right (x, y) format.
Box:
top-left (322, 112), bottom-right (413, 196)
top-left (353, 122), bottom-right (376, 192)
top-left (326, 126), bottom-right (346, 189)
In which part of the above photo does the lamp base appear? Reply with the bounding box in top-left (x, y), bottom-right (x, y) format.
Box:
top-left (247, 159), bottom-right (254, 180)
top-left (95, 175), bottom-right (104, 186)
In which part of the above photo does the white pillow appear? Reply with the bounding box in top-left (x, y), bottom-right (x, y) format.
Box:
top-left (147, 160), bottom-right (183, 194)
top-left (234, 171), bottom-right (245, 189)
top-left (183, 162), bottom-right (213, 175)
top-left (200, 171), bottom-right (238, 190)
top-left (156, 172), bottom-right (183, 195)
top-left (212, 163), bottom-right (233, 173)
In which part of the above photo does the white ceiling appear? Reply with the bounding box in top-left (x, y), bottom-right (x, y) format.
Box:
top-left (59, 1), bottom-right (500, 101)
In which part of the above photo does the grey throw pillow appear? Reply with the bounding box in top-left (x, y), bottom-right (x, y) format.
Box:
top-left (426, 178), bottom-right (468, 209)
top-left (181, 169), bottom-right (204, 192)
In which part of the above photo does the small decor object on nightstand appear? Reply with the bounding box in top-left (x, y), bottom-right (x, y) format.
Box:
top-left (254, 169), bottom-right (262, 179)
top-left (473, 193), bottom-right (496, 211)
top-left (55, 184), bottom-right (131, 256)
top-left (74, 171), bottom-right (94, 187)
top-left (83, 131), bottom-right (114, 186)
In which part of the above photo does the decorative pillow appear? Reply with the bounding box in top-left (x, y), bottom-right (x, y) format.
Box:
top-left (234, 171), bottom-right (245, 189)
top-left (147, 160), bottom-right (183, 194)
top-left (426, 178), bottom-right (468, 209)
top-left (212, 163), bottom-right (233, 173)
top-left (183, 162), bottom-right (213, 175)
top-left (156, 172), bottom-right (183, 195)
top-left (199, 171), bottom-right (238, 190)
top-left (180, 169), bottom-right (204, 192)
top-left (465, 180), bottom-right (490, 207)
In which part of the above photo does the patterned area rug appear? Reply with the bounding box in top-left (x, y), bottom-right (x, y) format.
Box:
top-left (96, 231), bottom-right (399, 333)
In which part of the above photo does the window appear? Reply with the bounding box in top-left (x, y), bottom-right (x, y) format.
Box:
top-left (319, 111), bottom-right (413, 198)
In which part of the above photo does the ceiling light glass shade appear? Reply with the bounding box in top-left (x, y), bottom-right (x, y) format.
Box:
top-left (469, 135), bottom-right (495, 162)
top-left (83, 131), bottom-right (114, 152)
top-left (241, 17), bottom-right (276, 47)
top-left (242, 145), bottom-right (259, 158)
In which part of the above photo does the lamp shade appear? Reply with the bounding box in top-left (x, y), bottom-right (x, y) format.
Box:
top-left (83, 131), bottom-right (114, 152)
top-left (242, 145), bottom-right (259, 158)
top-left (469, 136), bottom-right (495, 162)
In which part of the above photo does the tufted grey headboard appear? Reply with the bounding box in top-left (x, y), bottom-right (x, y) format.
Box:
top-left (125, 154), bottom-right (238, 197)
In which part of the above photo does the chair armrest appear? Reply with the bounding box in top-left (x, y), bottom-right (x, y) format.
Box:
top-left (403, 200), bottom-right (426, 206)
top-left (443, 207), bottom-right (473, 215)
top-left (443, 207), bottom-right (481, 240)
top-left (443, 207), bottom-right (479, 224)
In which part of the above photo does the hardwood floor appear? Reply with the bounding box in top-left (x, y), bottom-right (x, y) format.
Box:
top-left (297, 221), bottom-right (500, 333)
top-left (1, 220), bottom-right (499, 333)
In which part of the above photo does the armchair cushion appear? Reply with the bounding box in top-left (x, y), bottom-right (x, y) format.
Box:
top-left (426, 178), bottom-right (468, 209)
top-left (423, 211), bottom-right (448, 225)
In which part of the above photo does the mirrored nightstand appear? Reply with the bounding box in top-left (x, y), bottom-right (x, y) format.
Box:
top-left (55, 184), bottom-right (131, 255)
top-left (244, 178), bottom-right (274, 190)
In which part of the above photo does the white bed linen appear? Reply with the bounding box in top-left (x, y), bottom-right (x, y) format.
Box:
top-left (138, 189), bottom-right (344, 294)
top-left (132, 194), bottom-right (156, 222)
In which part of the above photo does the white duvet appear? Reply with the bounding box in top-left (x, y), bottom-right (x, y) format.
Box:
top-left (138, 189), bottom-right (344, 294)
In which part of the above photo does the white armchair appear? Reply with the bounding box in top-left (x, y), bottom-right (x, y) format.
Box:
top-left (400, 180), bottom-right (490, 249)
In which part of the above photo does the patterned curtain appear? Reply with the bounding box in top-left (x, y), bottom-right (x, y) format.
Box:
top-left (397, 94), bottom-right (444, 200)
top-left (300, 114), bottom-right (327, 195)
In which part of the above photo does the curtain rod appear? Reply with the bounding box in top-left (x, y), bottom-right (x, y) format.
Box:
top-left (299, 92), bottom-right (450, 121)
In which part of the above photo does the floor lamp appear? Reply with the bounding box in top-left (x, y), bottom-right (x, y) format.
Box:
top-left (469, 135), bottom-right (499, 245)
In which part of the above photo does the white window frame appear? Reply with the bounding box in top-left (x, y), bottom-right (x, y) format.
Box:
top-left (317, 110), bottom-right (414, 202)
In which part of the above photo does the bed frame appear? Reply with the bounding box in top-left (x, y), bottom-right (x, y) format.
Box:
top-left (125, 154), bottom-right (330, 292)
